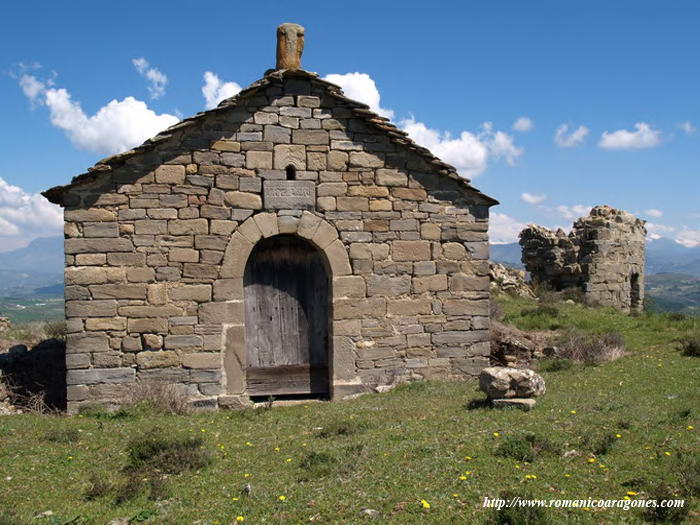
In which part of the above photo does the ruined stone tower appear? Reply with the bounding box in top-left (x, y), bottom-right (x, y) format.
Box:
top-left (519, 206), bottom-right (646, 312)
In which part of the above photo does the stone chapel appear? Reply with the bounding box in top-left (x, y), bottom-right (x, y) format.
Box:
top-left (44, 23), bottom-right (499, 412)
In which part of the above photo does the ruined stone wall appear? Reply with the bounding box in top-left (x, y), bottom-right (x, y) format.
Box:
top-left (61, 74), bottom-right (493, 412)
top-left (519, 206), bottom-right (646, 312)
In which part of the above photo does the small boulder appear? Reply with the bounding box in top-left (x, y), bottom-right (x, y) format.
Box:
top-left (479, 367), bottom-right (546, 399)
top-left (359, 508), bottom-right (381, 519)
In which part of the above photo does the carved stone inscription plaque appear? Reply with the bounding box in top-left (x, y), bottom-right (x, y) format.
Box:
top-left (263, 180), bottom-right (316, 210)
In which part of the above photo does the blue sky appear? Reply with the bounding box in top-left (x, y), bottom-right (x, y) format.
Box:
top-left (0, 0), bottom-right (698, 251)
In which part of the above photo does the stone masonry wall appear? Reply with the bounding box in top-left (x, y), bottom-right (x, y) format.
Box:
top-left (519, 205), bottom-right (646, 312)
top-left (60, 73), bottom-right (493, 412)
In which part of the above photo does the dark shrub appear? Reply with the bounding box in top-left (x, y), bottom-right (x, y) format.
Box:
top-left (677, 452), bottom-right (700, 497)
top-left (114, 472), bottom-right (146, 505)
top-left (317, 419), bottom-right (369, 438)
top-left (43, 320), bottom-right (66, 340)
top-left (679, 332), bottom-right (700, 357)
top-left (496, 435), bottom-right (535, 462)
top-left (537, 358), bottom-right (573, 372)
top-left (298, 451), bottom-right (338, 481)
top-left (44, 428), bottom-right (80, 444)
top-left (83, 473), bottom-right (111, 501)
top-left (495, 433), bottom-right (561, 463)
top-left (556, 329), bottom-right (627, 364)
top-left (125, 429), bottom-right (211, 475)
top-left (588, 432), bottom-right (618, 456)
top-left (522, 306), bottom-right (559, 319)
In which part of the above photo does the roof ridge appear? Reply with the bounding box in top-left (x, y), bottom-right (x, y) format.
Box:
top-left (43, 69), bottom-right (497, 207)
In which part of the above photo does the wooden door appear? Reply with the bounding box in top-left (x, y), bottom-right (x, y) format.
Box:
top-left (244, 235), bottom-right (330, 396)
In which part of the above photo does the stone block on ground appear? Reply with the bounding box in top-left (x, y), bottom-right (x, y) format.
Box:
top-left (479, 366), bottom-right (546, 399)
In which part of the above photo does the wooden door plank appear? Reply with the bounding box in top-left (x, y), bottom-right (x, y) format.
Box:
top-left (247, 365), bottom-right (329, 396)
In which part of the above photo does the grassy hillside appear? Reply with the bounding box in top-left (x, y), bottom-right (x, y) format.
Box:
top-left (0, 298), bottom-right (698, 524)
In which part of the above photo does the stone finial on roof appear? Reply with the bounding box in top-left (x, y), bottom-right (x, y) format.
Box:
top-left (276, 23), bottom-right (305, 70)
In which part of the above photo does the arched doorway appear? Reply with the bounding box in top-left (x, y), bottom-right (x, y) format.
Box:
top-left (243, 234), bottom-right (330, 398)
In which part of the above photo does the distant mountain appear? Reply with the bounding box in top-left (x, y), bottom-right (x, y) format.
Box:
top-left (646, 238), bottom-right (700, 276)
top-left (0, 236), bottom-right (64, 296)
top-left (490, 243), bottom-right (524, 268)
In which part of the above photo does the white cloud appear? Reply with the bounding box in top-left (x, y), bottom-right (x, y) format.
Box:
top-left (521, 192), bottom-right (546, 205)
top-left (202, 71), bottom-right (242, 110)
top-left (0, 177), bottom-right (63, 252)
top-left (19, 74), bottom-right (46, 102)
top-left (323, 72), bottom-right (394, 119)
top-left (489, 212), bottom-right (527, 244)
top-left (554, 124), bottom-right (589, 148)
top-left (132, 57), bottom-right (168, 99)
top-left (482, 122), bottom-right (523, 166)
top-left (644, 208), bottom-right (663, 218)
top-left (18, 73), bottom-right (179, 156)
top-left (676, 228), bottom-right (700, 248)
top-left (645, 222), bottom-right (675, 242)
top-left (321, 71), bottom-right (522, 178)
top-left (399, 118), bottom-right (523, 177)
top-left (399, 119), bottom-right (522, 178)
top-left (513, 117), bottom-right (533, 132)
top-left (599, 122), bottom-right (661, 150)
top-left (399, 118), bottom-right (488, 177)
top-left (679, 121), bottom-right (696, 134)
top-left (555, 204), bottom-right (592, 220)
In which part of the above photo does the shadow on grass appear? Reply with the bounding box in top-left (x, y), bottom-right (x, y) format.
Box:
top-left (465, 398), bottom-right (492, 411)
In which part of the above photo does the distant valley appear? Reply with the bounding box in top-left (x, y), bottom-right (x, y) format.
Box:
top-left (0, 236), bottom-right (698, 322)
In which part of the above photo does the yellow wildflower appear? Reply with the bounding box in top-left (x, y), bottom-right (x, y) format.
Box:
top-left (232, 497), bottom-right (240, 502)
top-left (587, 458), bottom-right (596, 463)
top-left (570, 410), bottom-right (577, 414)
top-left (459, 475), bottom-right (467, 481)
top-left (464, 456), bottom-right (473, 461)
top-left (244, 473), bottom-right (251, 478)
top-left (688, 426), bottom-right (694, 431)
top-left (615, 434), bottom-right (622, 438)
top-left (627, 491), bottom-right (637, 496)
top-left (278, 495), bottom-right (287, 501)
top-left (236, 517), bottom-right (245, 523)
top-left (420, 499), bottom-right (431, 509)
top-left (664, 451), bottom-right (672, 456)
top-left (493, 432), bottom-right (500, 437)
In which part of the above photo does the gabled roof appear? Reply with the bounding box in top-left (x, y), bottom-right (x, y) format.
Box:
top-left (43, 69), bottom-right (498, 207)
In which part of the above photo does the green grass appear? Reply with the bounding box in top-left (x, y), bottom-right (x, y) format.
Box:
top-left (0, 296), bottom-right (64, 325)
top-left (0, 297), bottom-right (698, 524)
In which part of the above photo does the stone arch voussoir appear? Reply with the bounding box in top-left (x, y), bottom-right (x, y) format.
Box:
top-left (220, 211), bottom-right (351, 279)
